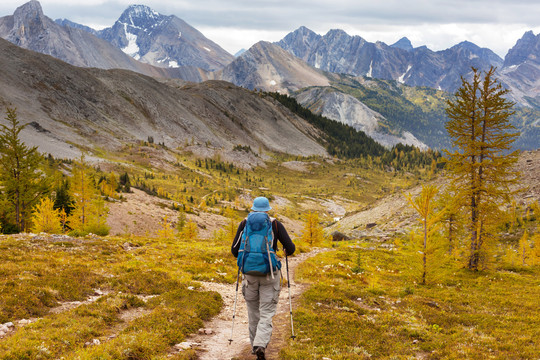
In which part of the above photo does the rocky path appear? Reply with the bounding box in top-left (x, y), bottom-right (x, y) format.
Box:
top-left (188, 248), bottom-right (329, 360)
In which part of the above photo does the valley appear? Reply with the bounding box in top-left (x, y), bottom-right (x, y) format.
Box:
top-left (0, 1), bottom-right (539, 359)
top-left (0, 148), bottom-right (538, 359)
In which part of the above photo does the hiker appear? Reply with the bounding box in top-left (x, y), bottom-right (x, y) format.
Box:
top-left (231, 196), bottom-right (295, 360)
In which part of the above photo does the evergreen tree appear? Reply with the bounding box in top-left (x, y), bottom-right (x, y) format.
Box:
top-left (444, 67), bottom-right (519, 270)
top-left (118, 172), bottom-right (131, 192)
top-left (53, 178), bottom-right (74, 216)
top-left (0, 107), bottom-right (49, 232)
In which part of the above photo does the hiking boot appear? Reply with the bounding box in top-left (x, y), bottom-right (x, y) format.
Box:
top-left (255, 346), bottom-right (266, 360)
top-left (251, 346), bottom-right (256, 354)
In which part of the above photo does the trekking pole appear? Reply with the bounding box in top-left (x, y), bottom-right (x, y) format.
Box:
top-left (285, 254), bottom-right (296, 340)
top-left (228, 267), bottom-right (241, 345)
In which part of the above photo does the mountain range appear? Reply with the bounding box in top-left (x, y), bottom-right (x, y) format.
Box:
top-left (1, 0), bottom-right (539, 155)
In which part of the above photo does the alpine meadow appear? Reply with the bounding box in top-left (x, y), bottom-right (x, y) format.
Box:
top-left (1, 1), bottom-right (540, 360)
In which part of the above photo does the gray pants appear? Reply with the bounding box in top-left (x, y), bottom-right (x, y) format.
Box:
top-left (242, 270), bottom-right (281, 348)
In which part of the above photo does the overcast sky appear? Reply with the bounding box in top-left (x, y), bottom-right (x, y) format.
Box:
top-left (2, 0), bottom-right (540, 57)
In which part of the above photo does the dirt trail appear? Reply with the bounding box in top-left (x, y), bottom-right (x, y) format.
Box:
top-left (189, 248), bottom-right (328, 360)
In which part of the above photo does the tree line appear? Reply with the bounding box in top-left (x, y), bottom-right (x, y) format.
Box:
top-left (266, 91), bottom-right (441, 170)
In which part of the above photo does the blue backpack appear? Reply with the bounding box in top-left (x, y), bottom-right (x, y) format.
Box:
top-left (237, 212), bottom-right (281, 278)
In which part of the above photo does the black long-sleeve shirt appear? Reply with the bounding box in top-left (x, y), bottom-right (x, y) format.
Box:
top-left (231, 217), bottom-right (295, 258)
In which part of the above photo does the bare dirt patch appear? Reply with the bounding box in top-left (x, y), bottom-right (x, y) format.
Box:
top-left (514, 149), bottom-right (540, 204)
top-left (107, 188), bottom-right (230, 238)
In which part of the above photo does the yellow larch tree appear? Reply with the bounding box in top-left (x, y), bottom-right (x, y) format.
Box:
top-left (180, 220), bottom-right (199, 241)
top-left (444, 66), bottom-right (520, 270)
top-left (157, 215), bottom-right (174, 239)
top-left (406, 185), bottom-right (446, 285)
top-left (300, 211), bottom-right (325, 247)
top-left (32, 197), bottom-right (62, 234)
top-left (68, 155), bottom-right (109, 235)
top-left (518, 230), bottom-right (531, 266)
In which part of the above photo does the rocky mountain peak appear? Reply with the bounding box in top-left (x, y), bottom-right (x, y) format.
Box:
top-left (94, 4), bottom-right (233, 71)
top-left (13, 0), bottom-right (44, 19)
top-left (504, 30), bottom-right (540, 67)
top-left (276, 26), bottom-right (321, 59)
top-left (118, 4), bottom-right (165, 28)
top-left (8, 1), bottom-right (50, 47)
top-left (391, 37), bottom-right (413, 51)
top-left (452, 40), bottom-right (479, 51)
top-left (325, 28), bottom-right (350, 40)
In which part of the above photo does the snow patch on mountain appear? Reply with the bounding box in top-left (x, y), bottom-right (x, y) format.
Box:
top-left (398, 65), bottom-right (412, 84)
top-left (366, 61), bottom-right (373, 77)
top-left (121, 24), bottom-right (140, 58)
top-left (314, 54), bottom-right (322, 69)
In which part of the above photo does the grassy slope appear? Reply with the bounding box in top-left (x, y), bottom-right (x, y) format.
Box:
top-left (0, 234), bottom-right (233, 359)
top-left (279, 240), bottom-right (540, 359)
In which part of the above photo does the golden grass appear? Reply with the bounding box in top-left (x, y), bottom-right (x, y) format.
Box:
top-left (0, 234), bottom-right (230, 359)
top-left (281, 240), bottom-right (540, 359)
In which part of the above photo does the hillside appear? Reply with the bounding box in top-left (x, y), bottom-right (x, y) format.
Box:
top-left (0, 37), bottom-right (327, 160)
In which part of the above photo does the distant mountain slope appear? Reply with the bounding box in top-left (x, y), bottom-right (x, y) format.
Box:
top-left (0, 1), bottom-right (206, 82)
top-left (0, 37), bottom-right (326, 159)
top-left (54, 18), bottom-right (98, 35)
top-left (277, 27), bottom-right (503, 93)
top-left (213, 41), bottom-right (330, 92)
top-left (295, 87), bottom-right (428, 149)
top-left (96, 5), bottom-right (234, 71)
top-left (499, 31), bottom-right (540, 106)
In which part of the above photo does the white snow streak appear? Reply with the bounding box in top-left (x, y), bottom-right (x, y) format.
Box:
top-left (314, 54), bottom-right (322, 69)
top-left (169, 60), bottom-right (179, 68)
top-left (398, 65), bottom-right (412, 84)
top-left (366, 61), bottom-right (373, 77)
top-left (121, 24), bottom-right (140, 58)
top-left (203, 47), bottom-right (211, 52)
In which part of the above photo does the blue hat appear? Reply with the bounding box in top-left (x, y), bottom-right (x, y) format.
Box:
top-left (251, 196), bottom-right (272, 212)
